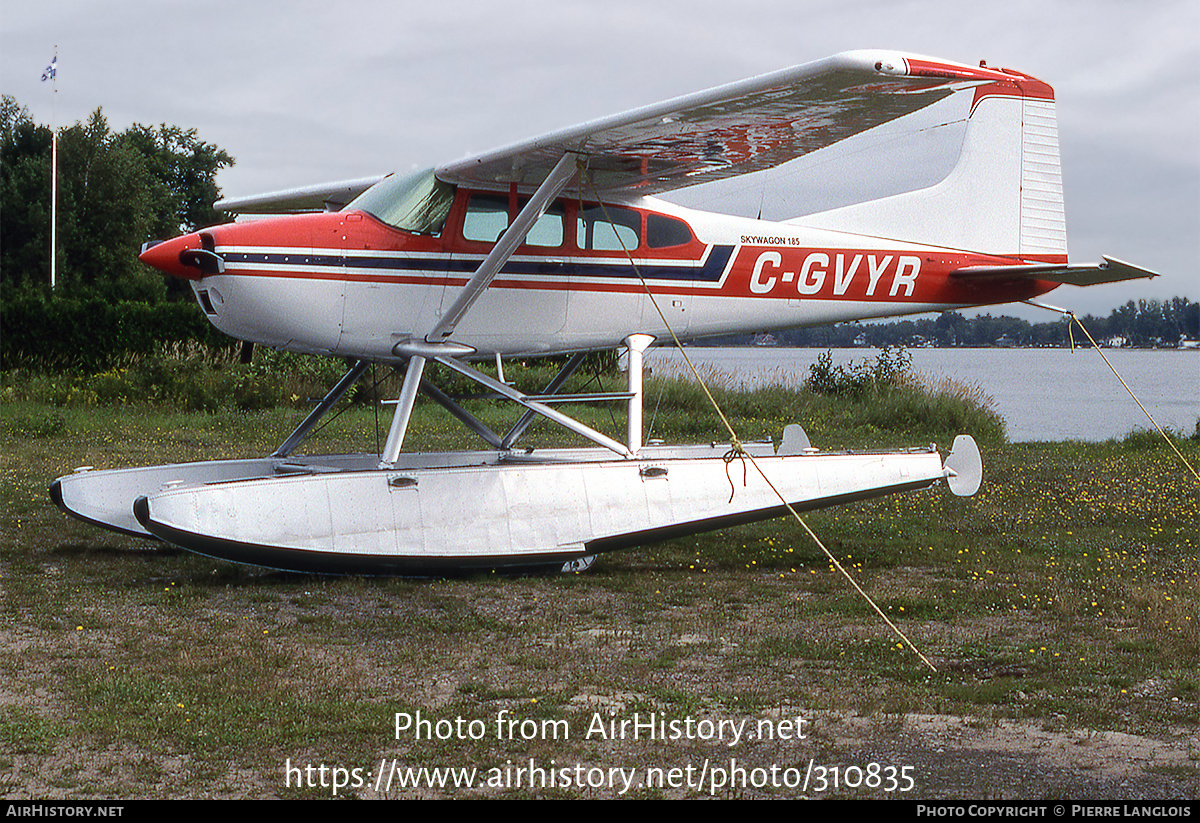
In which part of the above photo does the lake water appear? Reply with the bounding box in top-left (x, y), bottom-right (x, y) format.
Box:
top-left (644, 347), bottom-right (1199, 443)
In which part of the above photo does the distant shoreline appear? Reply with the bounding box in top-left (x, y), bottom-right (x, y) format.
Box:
top-left (684, 342), bottom-right (1200, 351)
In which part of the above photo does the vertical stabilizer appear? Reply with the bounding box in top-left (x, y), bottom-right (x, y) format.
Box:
top-left (789, 69), bottom-right (1067, 262)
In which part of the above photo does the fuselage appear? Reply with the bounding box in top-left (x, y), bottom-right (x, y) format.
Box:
top-left (139, 184), bottom-right (1061, 360)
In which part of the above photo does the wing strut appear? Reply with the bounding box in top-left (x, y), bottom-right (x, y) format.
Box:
top-left (426, 152), bottom-right (580, 343)
top-left (378, 153), bottom-right (581, 464)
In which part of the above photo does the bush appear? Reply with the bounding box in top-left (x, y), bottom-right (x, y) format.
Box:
top-left (795, 348), bottom-right (1006, 446)
top-left (805, 346), bottom-right (912, 398)
top-left (0, 291), bottom-right (236, 372)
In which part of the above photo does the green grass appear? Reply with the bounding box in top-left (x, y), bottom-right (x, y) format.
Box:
top-left (2, 354), bottom-right (1198, 798)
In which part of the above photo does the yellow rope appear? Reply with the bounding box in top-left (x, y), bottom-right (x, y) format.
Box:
top-left (1067, 314), bottom-right (1200, 483)
top-left (1028, 299), bottom-right (1198, 483)
top-left (584, 175), bottom-right (939, 672)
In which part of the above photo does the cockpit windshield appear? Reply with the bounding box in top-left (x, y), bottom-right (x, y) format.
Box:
top-left (348, 167), bottom-right (454, 235)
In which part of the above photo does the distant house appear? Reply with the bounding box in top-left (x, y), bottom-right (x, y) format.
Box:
top-left (994, 335), bottom-right (1017, 348)
top-left (1103, 336), bottom-right (1128, 348)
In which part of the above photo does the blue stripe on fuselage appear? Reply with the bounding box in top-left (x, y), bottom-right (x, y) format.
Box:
top-left (221, 246), bottom-right (734, 284)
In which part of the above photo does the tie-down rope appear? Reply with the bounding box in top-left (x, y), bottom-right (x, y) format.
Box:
top-left (1026, 300), bottom-right (1199, 484)
top-left (582, 165), bottom-right (938, 671)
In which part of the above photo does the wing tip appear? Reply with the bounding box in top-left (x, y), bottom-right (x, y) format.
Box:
top-left (214, 175), bottom-right (389, 214)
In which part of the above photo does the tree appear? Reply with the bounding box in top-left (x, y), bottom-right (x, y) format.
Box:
top-left (0, 96), bottom-right (233, 302)
top-left (122, 122), bottom-right (233, 240)
top-left (1, 98), bottom-right (54, 294)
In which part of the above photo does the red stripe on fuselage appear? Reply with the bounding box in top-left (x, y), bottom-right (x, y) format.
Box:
top-left (695, 245), bottom-right (1057, 304)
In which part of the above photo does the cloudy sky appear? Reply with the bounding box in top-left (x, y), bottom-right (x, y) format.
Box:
top-left (3, 0), bottom-right (1197, 320)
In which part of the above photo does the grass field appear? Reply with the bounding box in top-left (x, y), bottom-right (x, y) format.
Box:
top-left (1, 362), bottom-right (1197, 799)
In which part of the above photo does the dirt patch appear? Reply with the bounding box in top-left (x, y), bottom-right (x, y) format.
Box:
top-left (4, 570), bottom-right (1196, 799)
top-left (803, 711), bottom-right (1199, 799)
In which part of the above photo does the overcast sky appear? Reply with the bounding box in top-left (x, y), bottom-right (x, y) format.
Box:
top-left (3, 0), bottom-right (1197, 321)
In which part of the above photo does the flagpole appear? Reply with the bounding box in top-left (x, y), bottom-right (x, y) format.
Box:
top-left (46, 48), bottom-right (58, 290)
top-left (51, 106), bottom-right (57, 290)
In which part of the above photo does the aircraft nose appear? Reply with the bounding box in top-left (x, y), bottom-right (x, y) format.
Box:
top-left (139, 233), bottom-right (211, 280)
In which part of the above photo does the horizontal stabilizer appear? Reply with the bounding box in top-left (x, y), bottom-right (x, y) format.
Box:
top-left (951, 256), bottom-right (1158, 286)
top-left (215, 175), bottom-right (387, 214)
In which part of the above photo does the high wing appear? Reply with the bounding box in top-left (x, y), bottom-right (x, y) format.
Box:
top-left (436, 50), bottom-right (1009, 196)
top-left (215, 175), bottom-right (386, 214)
top-left (214, 50), bottom-right (1019, 209)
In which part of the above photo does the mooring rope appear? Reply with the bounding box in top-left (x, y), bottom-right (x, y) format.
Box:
top-left (584, 170), bottom-right (939, 672)
top-left (1026, 300), bottom-right (1199, 484)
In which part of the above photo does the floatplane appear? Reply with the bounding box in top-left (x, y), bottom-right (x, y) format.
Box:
top-left (52, 50), bottom-right (1154, 574)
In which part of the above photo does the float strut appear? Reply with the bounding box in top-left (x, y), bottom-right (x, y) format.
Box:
top-left (624, 334), bottom-right (654, 455)
top-left (272, 359), bottom-right (369, 458)
top-left (379, 355), bottom-right (426, 467)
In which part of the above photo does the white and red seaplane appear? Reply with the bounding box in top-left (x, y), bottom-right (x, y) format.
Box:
top-left (52, 50), bottom-right (1153, 574)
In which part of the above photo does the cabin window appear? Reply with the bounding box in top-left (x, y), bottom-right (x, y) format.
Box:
top-left (525, 202), bottom-right (565, 247)
top-left (647, 214), bottom-right (693, 248)
top-left (462, 195), bottom-right (509, 243)
top-left (577, 205), bottom-right (640, 251)
top-left (348, 167), bottom-right (453, 235)
top-left (462, 194), bottom-right (565, 248)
